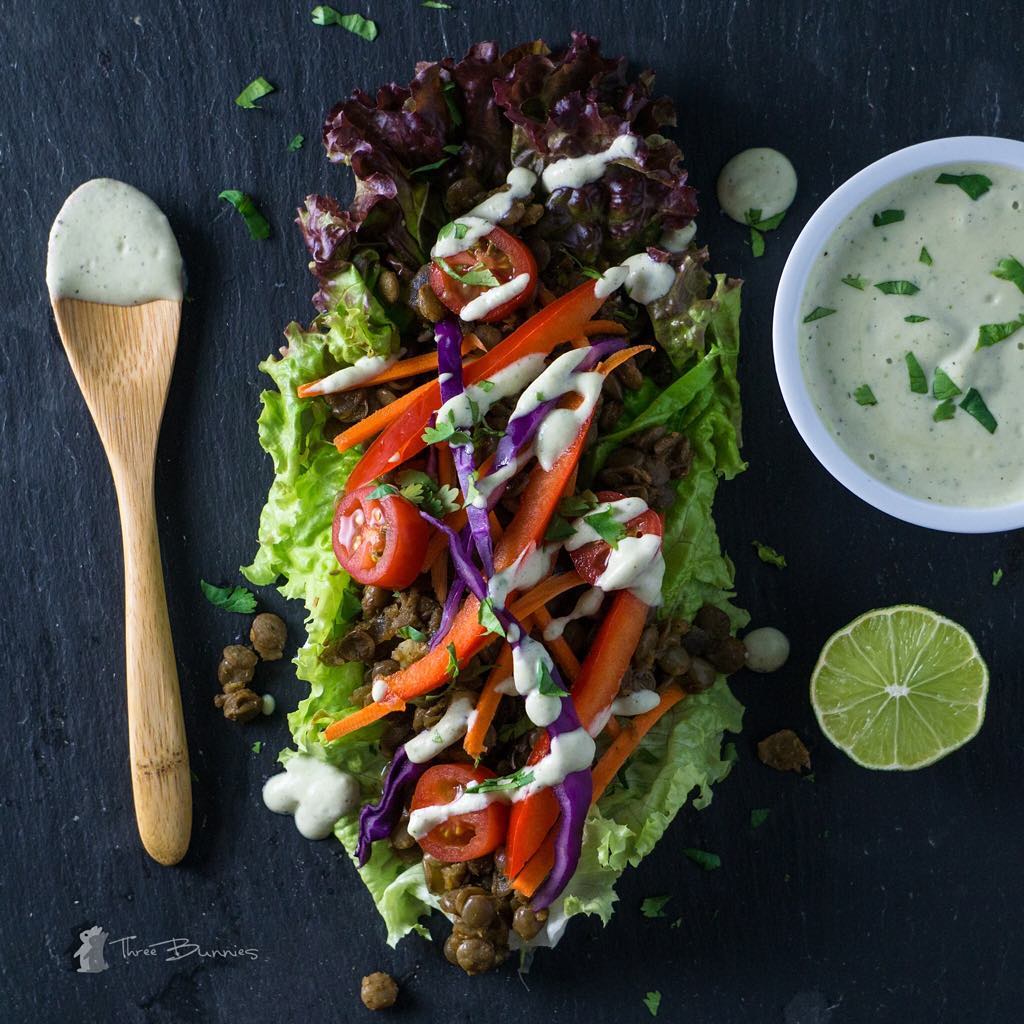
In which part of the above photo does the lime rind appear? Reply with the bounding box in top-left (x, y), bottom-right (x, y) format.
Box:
top-left (810, 605), bottom-right (988, 770)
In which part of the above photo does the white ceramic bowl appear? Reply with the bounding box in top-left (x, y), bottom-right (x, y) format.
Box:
top-left (773, 135), bottom-right (1024, 534)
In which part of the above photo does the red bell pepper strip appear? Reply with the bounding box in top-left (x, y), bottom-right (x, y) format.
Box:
top-left (343, 280), bottom-right (605, 491)
top-left (505, 589), bottom-right (650, 879)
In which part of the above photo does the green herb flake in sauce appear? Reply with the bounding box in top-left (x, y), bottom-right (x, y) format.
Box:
top-left (919, 246), bottom-right (933, 265)
top-left (200, 579), bottom-right (258, 613)
top-left (992, 568), bottom-right (1004, 587)
top-left (904, 315), bottom-right (930, 323)
top-left (641, 895), bottom-right (671, 918)
top-left (435, 257), bottom-right (500, 288)
top-left (750, 227), bottom-right (765, 258)
top-left (872, 209), bottom-right (905, 227)
top-left (234, 76), bottom-right (275, 109)
top-left (745, 208), bottom-right (786, 231)
top-left (960, 388), bottom-right (998, 433)
top-left (804, 306), bottom-right (837, 324)
top-left (397, 625), bottom-right (427, 642)
top-left (993, 256), bottom-right (1024, 294)
top-left (251, 741), bottom-right (263, 754)
top-left (931, 368), bottom-right (962, 401)
top-left (445, 642), bottom-right (460, 681)
top-left (935, 172), bottom-right (993, 200)
top-left (905, 352), bottom-right (928, 394)
top-left (537, 660), bottom-right (569, 698)
top-left (218, 190), bottom-right (271, 240)
top-left (932, 398), bottom-right (957, 422)
top-left (683, 848), bottom-right (721, 871)
top-left (477, 597), bottom-right (506, 639)
top-left (752, 541), bottom-right (786, 568)
top-left (311, 6), bottom-right (378, 39)
top-left (853, 384), bottom-right (878, 406)
top-left (287, 133), bottom-right (305, 151)
top-left (643, 992), bottom-right (662, 1018)
top-left (584, 508), bottom-right (628, 548)
top-left (467, 766), bottom-right (535, 794)
top-left (977, 314), bottom-right (1024, 349)
top-left (875, 280), bottom-right (920, 296)
top-left (841, 274), bottom-right (868, 290)
top-left (750, 808), bottom-right (771, 829)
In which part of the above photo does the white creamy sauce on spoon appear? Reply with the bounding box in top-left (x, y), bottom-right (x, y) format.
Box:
top-left (47, 178), bottom-right (184, 306)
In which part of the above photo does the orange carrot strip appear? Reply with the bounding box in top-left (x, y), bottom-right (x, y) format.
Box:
top-left (463, 646), bottom-right (514, 758)
top-left (508, 572), bottom-right (585, 620)
top-left (604, 716), bottom-right (622, 738)
top-left (598, 344), bottom-right (655, 375)
top-left (583, 320), bottom-right (629, 336)
top-left (530, 607), bottom-right (580, 682)
top-left (332, 385), bottom-right (425, 453)
top-left (431, 551), bottom-right (449, 604)
top-left (437, 443), bottom-right (455, 489)
top-left (323, 696), bottom-right (406, 742)
top-left (570, 335), bottom-right (590, 349)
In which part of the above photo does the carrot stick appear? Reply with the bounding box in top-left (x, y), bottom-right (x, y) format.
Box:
top-left (508, 571), bottom-right (584, 620)
top-left (332, 385), bottom-right (426, 453)
top-left (323, 696), bottom-right (406, 742)
top-left (437, 443), bottom-right (455, 490)
top-left (431, 551), bottom-right (449, 603)
top-left (463, 646), bottom-right (513, 757)
top-left (598, 344), bottom-right (655, 375)
top-left (583, 320), bottom-right (629, 336)
top-left (512, 685), bottom-right (687, 899)
top-left (530, 607), bottom-right (580, 682)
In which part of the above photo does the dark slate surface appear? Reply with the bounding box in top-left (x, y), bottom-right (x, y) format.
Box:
top-left (3, 0), bottom-right (1022, 1019)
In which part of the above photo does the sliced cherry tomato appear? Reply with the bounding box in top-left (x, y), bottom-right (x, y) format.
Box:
top-left (568, 489), bottom-right (663, 585)
top-left (409, 763), bottom-right (508, 862)
top-left (428, 226), bottom-right (537, 323)
top-left (332, 484), bottom-right (430, 589)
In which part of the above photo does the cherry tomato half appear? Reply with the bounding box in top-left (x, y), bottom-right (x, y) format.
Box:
top-left (332, 484), bottom-right (430, 589)
top-left (428, 226), bottom-right (537, 323)
top-left (409, 763), bottom-right (508, 863)
top-left (569, 490), bottom-right (664, 585)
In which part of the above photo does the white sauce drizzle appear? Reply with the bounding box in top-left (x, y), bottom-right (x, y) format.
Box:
top-left (47, 178), bottom-right (184, 306)
top-left (717, 147), bottom-right (797, 224)
top-left (596, 533), bottom-right (664, 606)
top-left (609, 690), bottom-right (661, 716)
top-left (542, 587), bottom-right (605, 640)
top-left (459, 272), bottom-right (531, 322)
top-left (262, 754), bottom-right (360, 840)
top-left (404, 695), bottom-right (476, 763)
top-left (512, 635), bottom-right (562, 728)
top-left (541, 134), bottom-right (639, 193)
top-left (301, 352), bottom-right (400, 397)
top-left (594, 252), bottom-right (675, 303)
top-left (408, 790), bottom-right (495, 840)
top-left (487, 544), bottom-right (556, 611)
top-left (659, 223), bottom-right (697, 251)
top-left (430, 215), bottom-right (495, 259)
top-left (564, 497), bottom-right (649, 550)
top-left (435, 353), bottom-right (546, 433)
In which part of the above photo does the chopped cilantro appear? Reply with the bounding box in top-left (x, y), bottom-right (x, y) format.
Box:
top-left (960, 388), bottom-right (998, 433)
top-left (977, 314), bottom-right (1024, 349)
top-left (750, 808), bottom-right (771, 829)
top-left (558, 491), bottom-right (599, 517)
top-left (992, 568), bottom-right (1004, 587)
top-left (544, 515), bottom-right (576, 543)
top-left (643, 992), bottom-right (662, 1017)
top-left (287, 133), bottom-right (305, 151)
top-left (422, 0), bottom-right (453, 7)
top-left (670, 917), bottom-right (683, 929)
top-left (931, 368), bottom-right (962, 401)
top-left (477, 597), bottom-right (506, 638)
top-left (583, 507), bottom-right (628, 548)
top-left (750, 227), bottom-right (765, 258)
top-left (435, 256), bottom-right (500, 288)
top-left (537, 660), bottom-right (569, 698)
top-left (641, 895), bottom-right (670, 918)
top-left (218, 190), bottom-right (270, 240)
top-left (422, 411), bottom-right (472, 447)
top-left (234, 76), bottom-right (274, 109)
top-left (904, 315), bottom-right (929, 323)
top-left (853, 384), bottom-right (877, 406)
top-left (445, 642), bottom-right (460, 681)
top-left (875, 280), bottom-right (920, 295)
top-left (467, 766), bottom-right (535, 794)
top-left (311, 6), bottom-right (378, 39)
top-left (872, 209), bottom-right (904, 226)
top-left (993, 256), bottom-right (1024, 294)
top-left (803, 306), bottom-right (836, 323)
top-left (683, 848), bottom-right (721, 871)
top-left (397, 625), bottom-right (427, 642)
top-left (411, 157), bottom-right (451, 175)
top-left (752, 541), bottom-right (786, 568)
top-left (438, 220), bottom-right (470, 241)
top-left (368, 482), bottom-right (400, 500)
top-left (745, 208), bottom-right (786, 231)
top-left (200, 580), bottom-right (257, 613)
top-left (935, 171), bottom-right (992, 200)
top-left (932, 398), bottom-right (957, 422)
top-left (841, 274), bottom-right (868, 290)
top-left (477, 379), bottom-right (495, 393)
top-left (904, 352), bottom-right (928, 394)
top-left (919, 245), bottom-right (933, 266)
top-left (251, 741), bottom-right (263, 754)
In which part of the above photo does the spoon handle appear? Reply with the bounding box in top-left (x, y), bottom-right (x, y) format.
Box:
top-left (114, 466), bottom-right (192, 865)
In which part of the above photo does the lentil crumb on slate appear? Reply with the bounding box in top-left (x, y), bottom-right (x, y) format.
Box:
top-left (360, 971), bottom-right (399, 1011)
top-left (250, 612), bottom-right (287, 661)
top-left (758, 729), bottom-right (812, 773)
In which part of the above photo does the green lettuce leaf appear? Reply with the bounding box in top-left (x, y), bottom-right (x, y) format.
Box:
top-left (315, 260), bottom-right (400, 367)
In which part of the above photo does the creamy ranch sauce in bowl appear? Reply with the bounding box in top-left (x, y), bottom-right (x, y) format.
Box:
top-left (800, 163), bottom-right (1024, 506)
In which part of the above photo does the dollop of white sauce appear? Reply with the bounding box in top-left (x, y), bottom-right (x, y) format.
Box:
top-left (404, 695), bottom-right (476, 763)
top-left (717, 147), bottom-right (797, 224)
top-left (487, 543), bottom-right (556, 611)
top-left (609, 690), bottom-right (661, 716)
top-left (542, 587), bottom-right (605, 641)
top-left (512, 635), bottom-right (562, 728)
top-left (593, 252), bottom-right (675, 304)
top-left (743, 626), bottom-right (790, 673)
top-left (261, 694), bottom-right (276, 716)
top-left (371, 678), bottom-right (390, 703)
top-left (262, 754), bottom-right (360, 840)
top-left (430, 215), bottom-right (495, 259)
top-left (459, 272), bottom-right (532, 322)
top-left (564, 497), bottom-right (649, 550)
top-left (436, 353), bottom-right (547, 435)
top-left (302, 353), bottom-right (399, 396)
top-left (659, 223), bottom-right (697, 251)
top-left (542, 134), bottom-right (639, 193)
top-left (47, 178), bottom-right (184, 306)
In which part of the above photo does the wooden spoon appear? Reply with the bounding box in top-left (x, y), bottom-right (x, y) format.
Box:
top-left (49, 183), bottom-right (190, 865)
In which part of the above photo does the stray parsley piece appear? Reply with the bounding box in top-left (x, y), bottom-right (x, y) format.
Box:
top-left (976, 314), bottom-right (1024, 349)
top-left (544, 515), bottom-right (576, 543)
top-left (872, 209), bottom-right (905, 227)
top-left (583, 508), bottom-right (628, 548)
top-left (904, 352), bottom-right (928, 394)
top-left (641, 895), bottom-right (670, 919)
top-left (422, 0), bottom-right (452, 7)
top-left (841, 273), bottom-right (868, 290)
top-left (919, 245), bottom-right (933, 266)
top-left (992, 568), bottom-right (1004, 587)
top-left (643, 992), bottom-right (662, 1018)
top-left (993, 256), bottom-right (1024, 294)
top-left (411, 157), bottom-right (451, 176)
top-left (750, 808), bottom-right (771, 829)
top-left (392, 469), bottom-right (461, 517)
top-left (251, 741), bottom-right (263, 754)
top-left (437, 220), bottom-right (470, 242)
top-left (218, 190), bottom-right (270, 240)
top-left (960, 388), bottom-right (998, 433)
top-left (477, 379), bottom-right (495, 393)
top-left (287, 133), bottom-right (305, 151)
top-left (750, 226), bottom-right (765, 258)
top-left (397, 625), bottom-right (427, 642)
top-left (747, 209), bottom-right (787, 231)
top-left (468, 766), bottom-right (535, 794)
top-left (935, 171), bottom-right (992, 200)
top-left (931, 368), bottom-right (962, 401)
top-left (367, 482), bottom-right (400, 500)
top-left (904, 315), bottom-right (929, 323)
top-left (235, 76), bottom-right (275, 109)
top-left (683, 848), bottom-right (721, 871)
top-left (875, 279), bottom-right (920, 296)
top-left (537, 660), bottom-right (569, 698)
top-left (311, 6), bottom-right (378, 39)
top-left (558, 492), bottom-right (600, 517)
top-left (853, 384), bottom-right (878, 406)
top-left (200, 579), bottom-right (258, 613)
top-left (932, 398), bottom-right (957, 422)
top-left (477, 597), bottom-right (506, 639)
top-left (752, 541), bottom-right (786, 568)
top-left (803, 306), bottom-right (837, 324)
top-left (422, 410), bottom-right (471, 447)
top-left (435, 256), bottom-right (500, 288)
top-left (445, 642), bottom-right (460, 681)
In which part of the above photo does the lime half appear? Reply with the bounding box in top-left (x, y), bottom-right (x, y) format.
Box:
top-left (810, 605), bottom-right (988, 770)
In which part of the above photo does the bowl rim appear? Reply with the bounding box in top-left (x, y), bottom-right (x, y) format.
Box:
top-left (773, 134), bottom-right (1024, 534)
